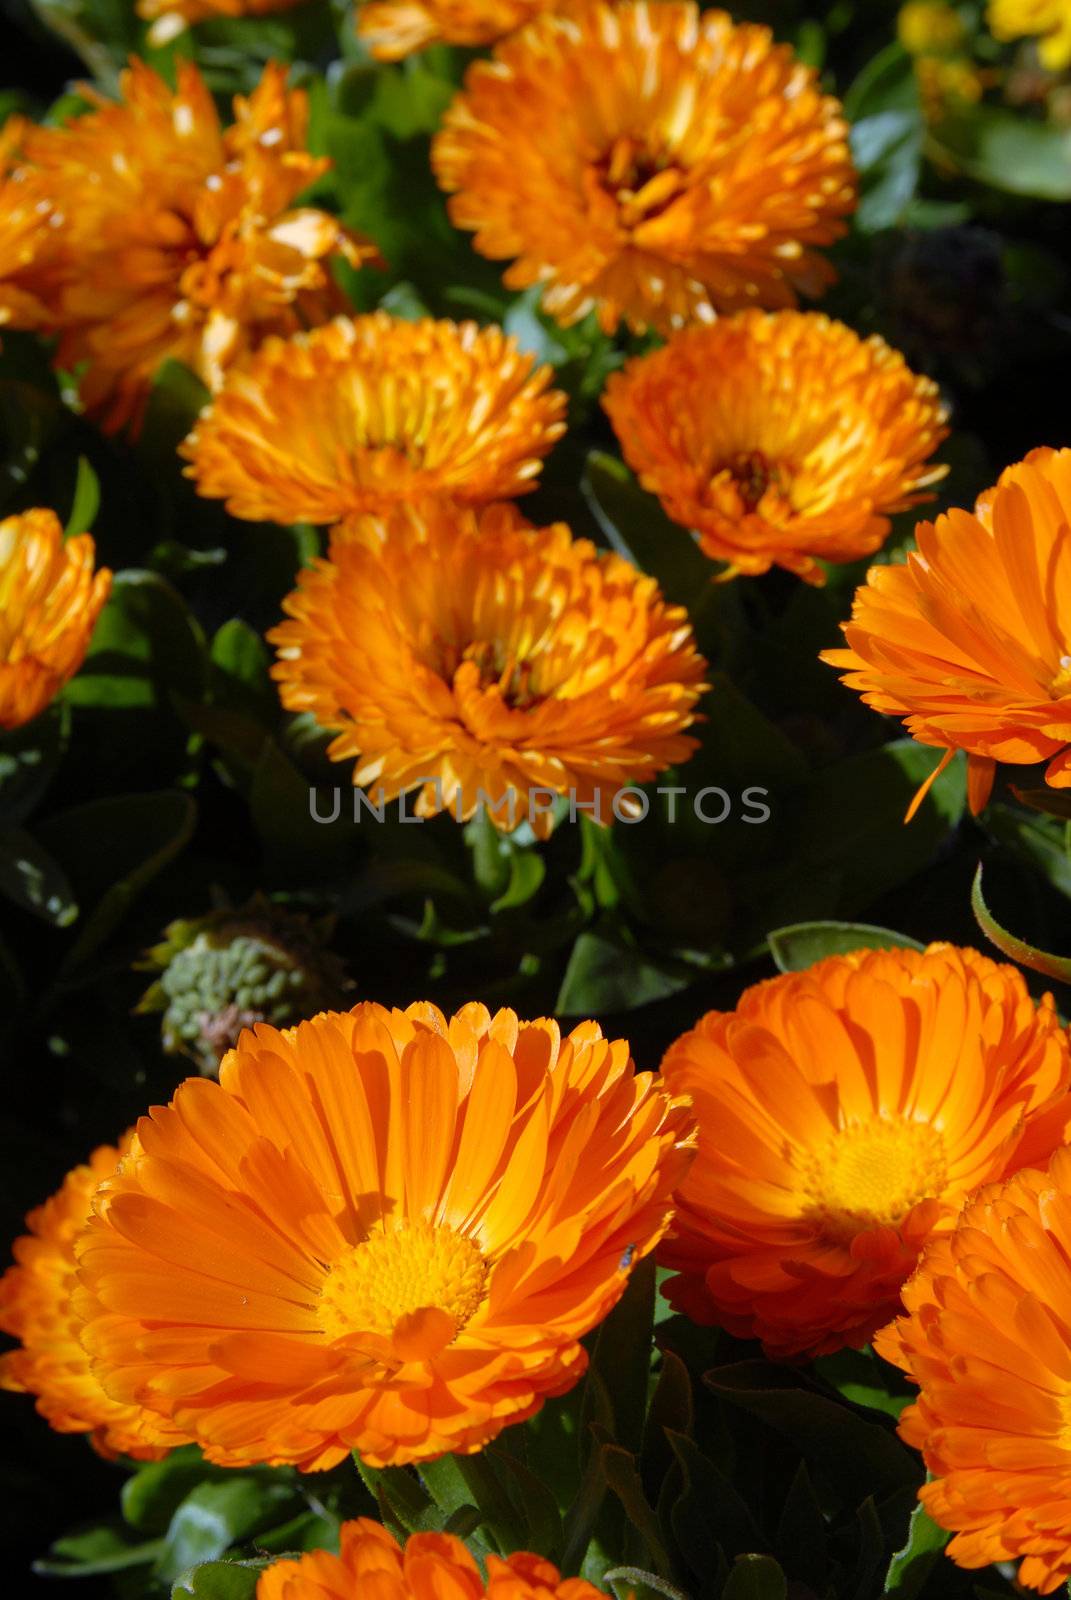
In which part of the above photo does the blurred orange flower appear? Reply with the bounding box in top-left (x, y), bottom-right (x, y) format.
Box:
top-left (0, 508), bottom-right (111, 732)
top-left (269, 500), bottom-right (706, 834)
top-left (76, 1001), bottom-right (694, 1468)
top-left (358, 0), bottom-right (553, 58)
top-left (0, 118), bottom-right (58, 331)
top-left (877, 1145), bottom-right (1071, 1594)
top-left (603, 312), bottom-right (948, 583)
top-left (432, 1), bottom-right (856, 336)
top-left (23, 60), bottom-right (378, 430)
top-left (658, 943), bottom-right (1071, 1359)
top-left (823, 447), bottom-right (1071, 817)
top-left (259, 1518), bottom-right (615, 1600)
top-left (138, 0), bottom-right (311, 48)
top-left (0, 1135), bottom-right (182, 1460)
top-left (182, 313), bottom-right (566, 524)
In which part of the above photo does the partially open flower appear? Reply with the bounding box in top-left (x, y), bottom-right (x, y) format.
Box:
top-left (0, 509), bottom-right (111, 732)
top-left (603, 311), bottom-right (947, 583)
top-left (658, 943), bottom-right (1071, 1359)
top-left (432, 1), bottom-right (856, 335)
top-left (76, 1001), bottom-right (694, 1468)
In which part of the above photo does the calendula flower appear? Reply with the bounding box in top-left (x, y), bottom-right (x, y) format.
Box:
top-left (0, 1135), bottom-right (182, 1459)
top-left (822, 447), bottom-right (1071, 818)
top-left (76, 1001), bottom-right (694, 1469)
top-left (0, 509), bottom-right (111, 732)
top-left (603, 312), bottom-right (948, 583)
top-left (269, 501), bottom-right (706, 835)
top-left (259, 1519), bottom-right (616, 1600)
top-left (0, 118), bottom-right (58, 331)
top-left (877, 1145), bottom-right (1071, 1594)
top-left (358, 0), bottom-right (553, 59)
top-left (432, 1), bottom-right (856, 336)
top-left (138, 0), bottom-right (311, 49)
top-left (657, 943), bottom-right (1071, 1360)
top-left (989, 0), bottom-right (1071, 70)
top-left (182, 314), bottom-right (565, 525)
top-left (22, 60), bottom-right (378, 431)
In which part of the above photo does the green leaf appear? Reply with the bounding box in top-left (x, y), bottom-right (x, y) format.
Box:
top-left (487, 1446), bottom-right (565, 1559)
top-left (721, 1554), bottom-right (788, 1600)
top-left (933, 110), bottom-right (1071, 201)
top-left (210, 619), bottom-right (276, 724)
top-left (586, 1256), bottom-right (657, 1454)
top-left (603, 1567), bottom-right (691, 1600)
top-left (65, 455), bottom-right (100, 538)
top-left (581, 451), bottom-right (713, 606)
top-left (160, 1478), bottom-right (292, 1584)
top-left (353, 1460), bottom-right (433, 1538)
top-left (775, 1464), bottom-right (827, 1591)
top-left (884, 1499), bottom-right (949, 1597)
top-left (64, 569), bottom-right (208, 710)
top-left (704, 1362), bottom-right (918, 1504)
top-left (0, 705), bottom-right (68, 825)
top-left (852, 110), bottom-right (922, 232)
top-left (971, 864), bottom-right (1071, 984)
top-left (0, 824), bottom-right (78, 926)
top-left (122, 1447), bottom-right (225, 1535)
top-left (767, 921), bottom-right (924, 972)
top-left (666, 1431), bottom-right (762, 1570)
top-left (556, 931), bottom-right (697, 1015)
top-left (35, 1523), bottom-right (165, 1577)
top-left (36, 790), bottom-right (195, 968)
top-left (601, 1447), bottom-right (672, 1577)
top-left (170, 1559), bottom-right (267, 1599)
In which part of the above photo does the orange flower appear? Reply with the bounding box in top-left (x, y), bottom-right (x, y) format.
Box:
top-left (877, 1145), bottom-right (1071, 1594)
top-left (657, 943), bottom-right (1071, 1360)
top-left (823, 447), bottom-right (1071, 817)
top-left (258, 1518), bottom-right (615, 1600)
top-left (0, 118), bottom-right (59, 331)
top-left (0, 1135), bottom-right (182, 1460)
top-left (22, 60), bottom-right (378, 431)
top-left (432, 1), bottom-right (856, 336)
top-left (358, 0), bottom-right (553, 59)
top-left (603, 312), bottom-right (948, 584)
top-left (75, 1002), bottom-right (694, 1468)
top-left (268, 500), bottom-right (706, 835)
top-left (0, 509), bottom-right (112, 732)
top-left (182, 313), bottom-right (566, 525)
top-left (138, 0), bottom-right (311, 48)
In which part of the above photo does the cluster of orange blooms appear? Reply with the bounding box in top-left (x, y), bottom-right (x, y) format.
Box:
top-left (3, 3), bottom-right (1071, 1594)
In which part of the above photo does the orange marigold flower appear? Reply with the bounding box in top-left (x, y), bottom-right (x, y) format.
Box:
top-left (657, 943), bottom-right (1071, 1360)
top-left (268, 500), bottom-right (707, 835)
top-left (0, 117), bottom-right (59, 331)
top-left (431, 1), bottom-right (857, 336)
top-left (603, 312), bottom-right (948, 584)
top-left (259, 1518), bottom-right (615, 1600)
top-left (358, 0), bottom-right (553, 59)
top-left (0, 1134), bottom-right (182, 1460)
top-left (75, 1001), bottom-right (694, 1469)
top-left (138, 0), bottom-right (311, 49)
top-left (0, 508), bottom-right (111, 732)
top-left (822, 446), bottom-right (1071, 818)
top-left (182, 313), bottom-right (566, 524)
top-left (22, 60), bottom-right (378, 431)
top-left (876, 1145), bottom-right (1071, 1594)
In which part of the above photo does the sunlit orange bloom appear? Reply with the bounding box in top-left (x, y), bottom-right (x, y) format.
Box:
top-left (823, 447), bottom-right (1071, 818)
top-left (603, 312), bottom-right (948, 584)
top-left (358, 0), bottom-right (552, 59)
top-left (259, 1518), bottom-right (615, 1600)
top-left (0, 509), bottom-right (112, 732)
top-left (432, 1), bottom-right (856, 337)
top-left (138, 0), bottom-right (310, 49)
top-left (76, 1002), bottom-right (694, 1469)
top-left (0, 1134), bottom-right (182, 1460)
top-left (269, 500), bottom-right (706, 835)
top-left (0, 118), bottom-right (59, 331)
top-left (22, 60), bottom-right (378, 431)
top-left (877, 1145), bottom-right (1071, 1595)
top-left (182, 313), bottom-right (566, 525)
top-left (657, 943), bottom-right (1071, 1360)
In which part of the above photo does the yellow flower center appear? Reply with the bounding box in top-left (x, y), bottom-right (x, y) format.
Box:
top-left (796, 1117), bottom-right (948, 1243)
top-left (318, 1221), bottom-right (489, 1361)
